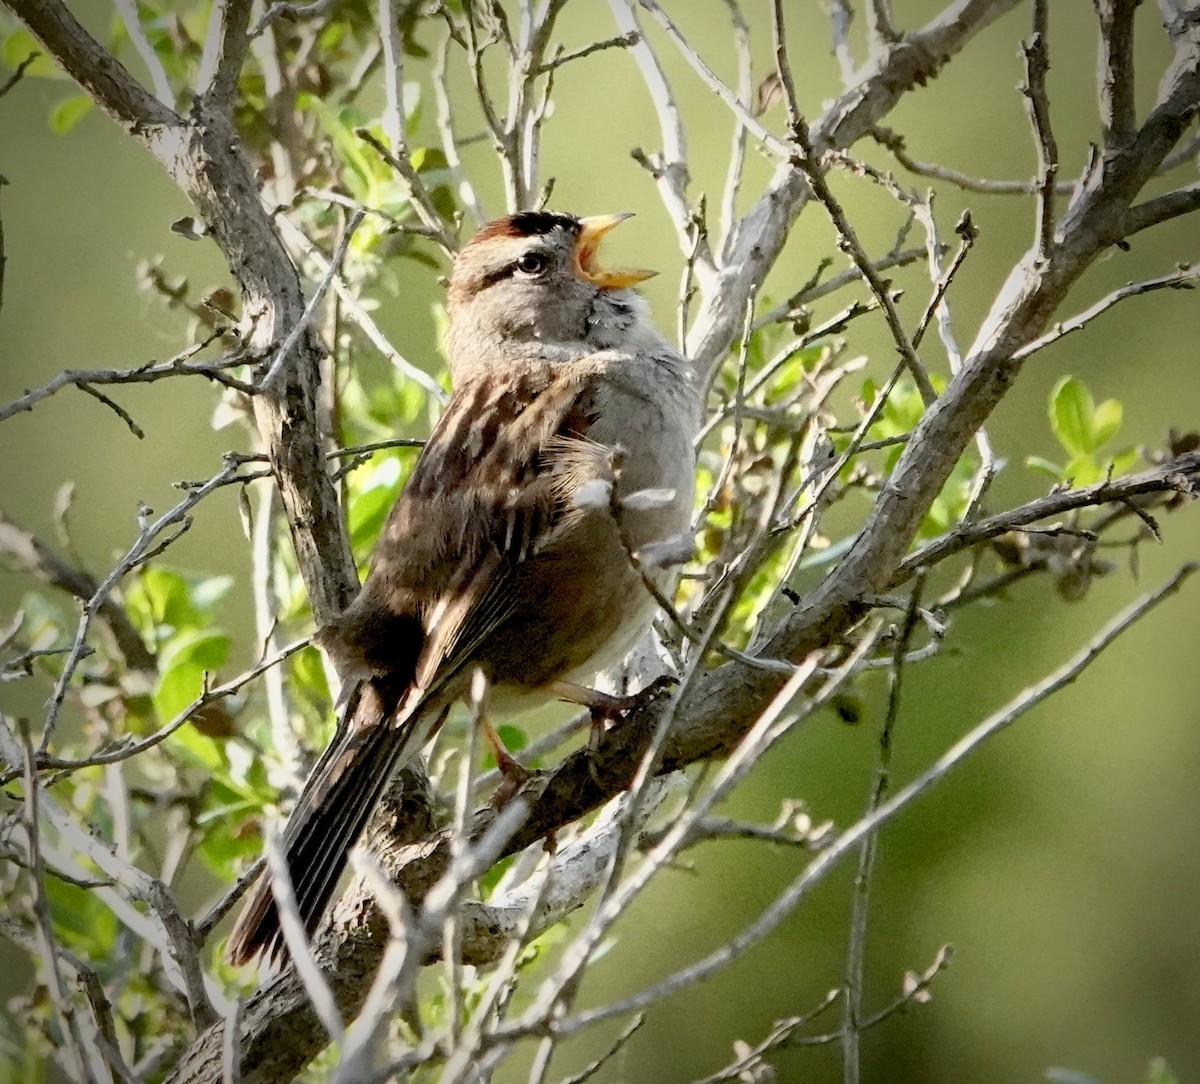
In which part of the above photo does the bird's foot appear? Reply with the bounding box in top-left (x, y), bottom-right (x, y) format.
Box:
top-left (480, 712), bottom-right (532, 807)
top-left (552, 676), bottom-right (678, 781)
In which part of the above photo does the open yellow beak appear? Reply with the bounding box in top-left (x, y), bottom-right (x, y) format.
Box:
top-left (574, 213), bottom-right (657, 290)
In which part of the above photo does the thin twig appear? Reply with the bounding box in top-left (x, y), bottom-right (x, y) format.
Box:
top-left (10, 721), bottom-right (104, 1084)
top-left (35, 458), bottom-right (248, 754)
top-left (770, 2), bottom-right (937, 406)
top-left (609, 0), bottom-right (699, 252)
top-left (1014, 262), bottom-right (1200, 360)
top-left (871, 126), bottom-right (1074, 195)
top-left (356, 129), bottom-right (459, 254)
top-left (4, 636), bottom-right (311, 787)
top-left (902, 453), bottom-right (1199, 575)
top-left (0, 51), bottom-right (39, 98)
top-left (842, 576), bottom-right (924, 1083)
top-left (257, 210), bottom-right (364, 390)
top-left (0, 713), bottom-right (220, 1030)
top-left (827, 0), bottom-right (857, 84)
top-left (264, 824), bottom-right (346, 1045)
top-left (276, 213), bottom-right (447, 403)
top-left (536, 31), bottom-right (638, 73)
top-left (634, 0), bottom-right (791, 158)
top-left (0, 332), bottom-right (250, 423)
top-left (432, 25), bottom-right (487, 227)
top-left (113, 0), bottom-right (174, 107)
top-left (690, 989), bottom-right (840, 1084)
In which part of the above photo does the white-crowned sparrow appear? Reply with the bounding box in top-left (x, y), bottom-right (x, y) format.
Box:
top-left (227, 212), bottom-right (700, 964)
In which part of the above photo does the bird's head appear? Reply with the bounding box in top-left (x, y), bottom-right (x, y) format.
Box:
top-left (445, 211), bottom-right (657, 377)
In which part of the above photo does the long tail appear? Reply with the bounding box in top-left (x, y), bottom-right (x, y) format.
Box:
top-left (226, 678), bottom-right (415, 965)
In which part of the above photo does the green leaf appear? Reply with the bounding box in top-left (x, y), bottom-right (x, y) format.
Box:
top-left (3, 30), bottom-right (64, 79)
top-left (495, 724), bottom-right (526, 754)
top-left (289, 644), bottom-right (331, 707)
top-left (1091, 397), bottom-right (1123, 448)
top-left (1146, 1057), bottom-right (1179, 1084)
top-left (154, 629), bottom-right (231, 721)
top-left (1107, 447), bottom-right (1140, 478)
top-left (348, 455), bottom-right (405, 555)
top-left (301, 93), bottom-right (382, 205)
top-left (1063, 452), bottom-right (1103, 487)
top-left (48, 95), bottom-right (93, 134)
top-left (1050, 376), bottom-right (1096, 456)
top-left (167, 718), bottom-right (223, 771)
top-left (127, 567), bottom-right (196, 636)
top-left (45, 877), bottom-right (119, 960)
top-left (1025, 455), bottom-right (1064, 480)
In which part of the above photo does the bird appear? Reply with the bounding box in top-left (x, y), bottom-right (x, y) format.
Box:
top-left (226, 211), bottom-right (701, 965)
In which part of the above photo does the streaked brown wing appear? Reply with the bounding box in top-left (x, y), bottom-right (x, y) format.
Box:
top-left (321, 362), bottom-right (607, 707)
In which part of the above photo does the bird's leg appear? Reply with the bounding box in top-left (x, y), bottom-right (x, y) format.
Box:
top-left (551, 677), bottom-right (677, 755)
top-left (479, 711), bottom-right (531, 807)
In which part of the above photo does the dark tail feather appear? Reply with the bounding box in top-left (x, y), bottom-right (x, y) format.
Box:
top-left (226, 678), bottom-right (414, 966)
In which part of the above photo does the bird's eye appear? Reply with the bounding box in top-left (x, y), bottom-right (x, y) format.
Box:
top-left (515, 251), bottom-right (548, 276)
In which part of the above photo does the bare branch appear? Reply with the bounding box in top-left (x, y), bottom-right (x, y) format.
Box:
top-left (0, 713), bottom-right (221, 1031)
top-left (633, 0), bottom-right (791, 158)
top-left (689, 0), bottom-right (1023, 384)
top-left (842, 578), bottom-right (924, 1082)
top-left (827, 0), bottom-right (856, 85)
top-left (771, 2), bottom-right (937, 405)
top-left (0, 50), bottom-right (39, 98)
top-left (690, 989), bottom-right (840, 1084)
top-left (5, 721), bottom-right (105, 1084)
top-left (264, 824), bottom-right (346, 1046)
top-left (2, 636), bottom-right (311, 786)
top-left (718, 0), bottom-right (752, 261)
top-left (432, 25), bottom-right (487, 227)
top-left (902, 453), bottom-right (1200, 574)
top-left (276, 214), bottom-right (448, 404)
top-left (1013, 262), bottom-right (1200, 361)
top-left (1021, 0), bottom-right (1058, 258)
top-left (700, 5), bottom-right (1200, 756)
top-left (257, 210), bottom-right (365, 390)
top-left (37, 458), bottom-right (240, 752)
top-left (6, 0), bottom-right (361, 628)
top-left (609, 0), bottom-right (701, 256)
top-left (867, 0), bottom-right (901, 49)
top-left (0, 336), bottom-right (252, 424)
top-left (1094, 0), bottom-right (1139, 152)
top-left (356, 129), bottom-right (459, 255)
top-left (871, 125), bottom-right (1075, 195)
top-left (1123, 182), bottom-right (1200, 236)
top-left (197, 0), bottom-right (254, 109)
top-left (537, 30), bottom-right (639, 73)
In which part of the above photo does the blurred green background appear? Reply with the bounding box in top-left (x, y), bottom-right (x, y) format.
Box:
top-left (1, 1), bottom-right (1199, 1081)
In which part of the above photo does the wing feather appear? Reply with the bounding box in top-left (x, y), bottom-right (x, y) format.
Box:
top-left (321, 364), bottom-right (607, 705)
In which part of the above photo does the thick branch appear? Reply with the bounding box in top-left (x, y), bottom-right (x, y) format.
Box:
top-left (7, 0), bottom-right (359, 626)
top-left (5, 0), bottom-right (179, 128)
top-left (1094, 0), bottom-right (1139, 152)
